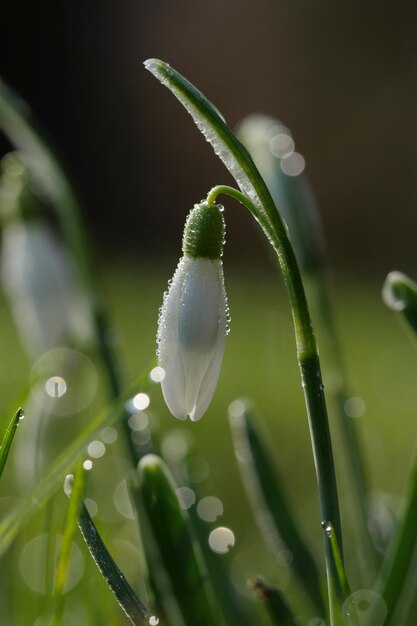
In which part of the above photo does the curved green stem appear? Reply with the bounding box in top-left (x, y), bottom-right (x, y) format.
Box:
top-left (207, 184), bottom-right (343, 570)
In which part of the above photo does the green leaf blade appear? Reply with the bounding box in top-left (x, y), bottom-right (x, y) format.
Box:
top-left (137, 454), bottom-right (221, 626)
top-left (0, 408), bottom-right (24, 479)
top-left (144, 59), bottom-right (283, 238)
top-left (229, 403), bottom-right (325, 616)
top-left (75, 501), bottom-right (147, 625)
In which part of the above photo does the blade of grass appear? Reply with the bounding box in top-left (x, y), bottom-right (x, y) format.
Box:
top-left (0, 407), bottom-right (24, 479)
top-left (229, 401), bottom-right (325, 616)
top-left (144, 60), bottom-right (343, 594)
top-left (321, 521), bottom-right (355, 626)
top-left (50, 461), bottom-right (87, 626)
top-left (321, 522), bottom-right (350, 601)
top-left (74, 501), bottom-right (147, 625)
top-left (137, 454), bottom-right (222, 626)
top-left (188, 502), bottom-right (254, 626)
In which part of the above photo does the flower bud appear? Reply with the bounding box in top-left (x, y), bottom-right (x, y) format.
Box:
top-left (157, 202), bottom-right (228, 421)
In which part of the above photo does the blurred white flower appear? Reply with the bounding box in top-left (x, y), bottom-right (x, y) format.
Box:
top-left (0, 153), bottom-right (92, 359)
top-left (1, 220), bottom-right (92, 358)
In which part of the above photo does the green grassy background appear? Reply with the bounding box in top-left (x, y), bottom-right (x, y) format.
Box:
top-left (1, 258), bottom-right (416, 624)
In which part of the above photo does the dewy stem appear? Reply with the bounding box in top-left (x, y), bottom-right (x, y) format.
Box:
top-left (207, 185), bottom-right (343, 568)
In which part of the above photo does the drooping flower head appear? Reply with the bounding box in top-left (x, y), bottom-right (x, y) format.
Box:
top-left (157, 202), bottom-right (228, 421)
top-left (0, 153), bottom-right (92, 358)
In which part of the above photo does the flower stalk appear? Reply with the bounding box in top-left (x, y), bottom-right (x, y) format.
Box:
top-left (144, 59), bottom-right (344, 613)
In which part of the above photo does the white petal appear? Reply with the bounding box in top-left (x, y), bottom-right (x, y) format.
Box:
top-left (178, 258), bottom-right (223, 416)
top-left (157, 257), bottom-right (228, 421)
top-left (189, 278), bottom-right (227, 421)
top-left (157, 259), bottom-right (188, 419)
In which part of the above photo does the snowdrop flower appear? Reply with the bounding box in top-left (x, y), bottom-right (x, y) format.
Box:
top-left (157, 201), bottom-right (229, 421)
top-left (0, 153), bottom-right (92, 358)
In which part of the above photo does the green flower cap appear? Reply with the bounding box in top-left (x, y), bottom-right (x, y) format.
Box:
top-left (182, 202), bottom-right (225, 259)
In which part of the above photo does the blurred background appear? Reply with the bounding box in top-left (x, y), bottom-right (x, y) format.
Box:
top-left (2, 3), bottom-right (417, 623)
top-left (2, 0), bottom-right (417, 270)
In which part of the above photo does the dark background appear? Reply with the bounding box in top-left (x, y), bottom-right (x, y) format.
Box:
top-left (2, 1), bottom-right (417, 272)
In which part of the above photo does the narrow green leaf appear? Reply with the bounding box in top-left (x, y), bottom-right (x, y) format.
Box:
top-left (0, 407), bottom-right (24, 479)
top-left (248, 577), bottom-right (296, 626)
top-left (73, 500), bottom-right (147, 625)
top-left (188, 504), bottom-right (254, 626)
top-left (143, 59), bottom-right (284, 244)
top-left (137, 454), bottom-right (221, 626)
top-left (321, 522), bottom-right (350, 601)
top-left (229, 402), bottom-right (325, 616)
top-left (50, 461), bottom-right (87, 626)
top-left (0, 372), bottom-right (150, 557)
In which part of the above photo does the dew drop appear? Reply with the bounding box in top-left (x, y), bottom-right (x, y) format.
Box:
top-left (132, 393), bottom-right (150, 411)
top-left (280, 152), bottom-right (305, 176)
top-left (197, 496), bottom-right (224, 522)
top-left (149, 366), bottom-right (165, 383)
top-left (63, 474), bottom-right (74, 497)
top-left (87, 441), bottom-right (106, 459)
top-left (209, 527), bottom-right (235, 554)
top-left (342, 590), bottom-right (387, 626)
top-left (100, 426), bottom-right (118, 444)
top-left (149, 617), bottom-right (159, 626)
top-left (176, 486), bottom-right (196, 510)
top-left (228, 399), bottom-right (246, 418)
top-left (45, 376), bottom-right (67, 399)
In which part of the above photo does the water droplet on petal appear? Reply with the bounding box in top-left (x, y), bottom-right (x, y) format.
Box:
top-left (149, 366), bottom-right (165, 383)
